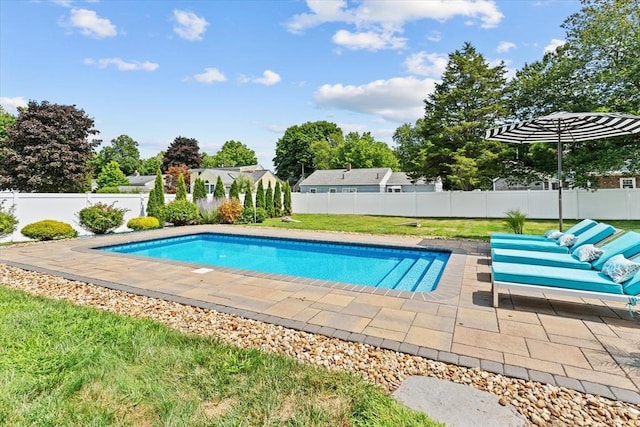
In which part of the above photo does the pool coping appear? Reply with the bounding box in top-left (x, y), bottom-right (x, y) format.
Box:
top-left (2, 224), bottom-right (639, 405)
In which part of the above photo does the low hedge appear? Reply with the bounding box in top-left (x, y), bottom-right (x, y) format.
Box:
top-left (127, 217), bottom-right (161, 231)
top-left (21, 220), bottom-right (78, 241)
top-left (78, 202), bottom-right (128, 234)
top-left (165, 200), bottom-right (199, 226)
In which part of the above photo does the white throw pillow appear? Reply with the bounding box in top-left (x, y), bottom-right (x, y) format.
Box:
top-left (558, 233), bottom-right (577, 247)
top-left (546, 231), bottom-right (564, 240)
top-left (571, 244), bottom-right (604, 262)
top-left (601, 255), bottom-right (640, 283)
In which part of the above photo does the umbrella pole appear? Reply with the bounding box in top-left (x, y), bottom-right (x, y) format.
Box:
top-left (557, 124), bottom-right (563, 232)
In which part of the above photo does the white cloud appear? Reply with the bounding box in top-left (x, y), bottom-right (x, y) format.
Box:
top-left (65, 8), bottom-right (117, 38)
top-left (287, 0), bottom-right (504, 33)
top-left (193, 67), bottom-right (226, 84)
top-left (404, 52), bottom-right (448, 77)
top-left (173, 10), bottom-right (208, 41)
top-left (239, 70), bottom-right (282, 86)
top-left (496, 41), bottom-right (516, 53)
top-left (0, 96), bottom-right (27, 114)
top-left (332, 29), bottom-right (406, 51)
top-left (544, 38), bottom-right (566, 54)
top-left (314, 76), bottom-right (437, 123)
top-left (84, 58), bottom-right (159, 71)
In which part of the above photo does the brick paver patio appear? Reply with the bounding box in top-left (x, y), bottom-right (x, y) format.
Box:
top-left (2, 225), bottom-right (639, 404)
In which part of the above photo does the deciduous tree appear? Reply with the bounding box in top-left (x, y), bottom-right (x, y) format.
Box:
top-left (162, 136), bottom-right (201, 171)
top-left (332, 132), bottom-right (399, 170)
top-left (165, 164), bottom-right (190, 194)
top-left (0, 100), bottom-right (100, 192)
top-left (96, 161), bottom-right (128, 191)
top-left (273, 121), bottom-right (343, 180)
top-left (92, 135), bottom-right (141, 177)
top-left (201, 140), bottom-right (257, 167)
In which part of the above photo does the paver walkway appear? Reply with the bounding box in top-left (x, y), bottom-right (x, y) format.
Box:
top-left (2, 225), bottom-right (639, 404)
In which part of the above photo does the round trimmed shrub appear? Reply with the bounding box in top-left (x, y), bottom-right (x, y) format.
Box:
top-left (165, 200), bottom-right (199, 226)
top-left (241, 207), bottom-right (268, 224)
top-left (127, 216), bottom-right (161, 231)
top-left (21, 220), bottom-right (77, 241)
top-left (216, 198), bottom-right (243, 224)
top-left (78, 202), bottom-right (128, 234)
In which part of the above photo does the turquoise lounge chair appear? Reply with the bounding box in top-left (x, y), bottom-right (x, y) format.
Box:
top-left (491, 259), bottom-right (640, 308)
top-left (490, 222), bottom-right (617, 253)
top-left (490, 218), bottom-right (597, 241)
top-left (491, 231), bottom-right (640, 270)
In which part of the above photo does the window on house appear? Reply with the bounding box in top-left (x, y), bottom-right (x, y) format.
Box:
top-left (204, 180), bottom-right (214, 194)
top-left (329, 188), bottom-right (337, 193)
top-left (620, 178), bottom-right (636, 189)
top-left (342, 188), bottom-right (357, 193)
top-left (309, 188), bottom-right (317, 193)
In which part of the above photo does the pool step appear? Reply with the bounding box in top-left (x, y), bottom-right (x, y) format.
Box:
top-left (394, 258), bottom-right (433, 292)
top-left (413, 257), bottom-right (447, 292)
top-left (377, 258), bottom-right (416, 289)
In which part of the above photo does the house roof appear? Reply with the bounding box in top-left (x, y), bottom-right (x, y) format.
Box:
top-left (300, 168), bottom-right (391, 186)
top-left (126, 175), bottom-right (157, 186)
top-left (386, 172), bottom-right (428, 186)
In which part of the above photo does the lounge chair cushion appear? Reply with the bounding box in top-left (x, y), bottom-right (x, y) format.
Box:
top-left (491, 261), bottom-right (624, 294)
top-left (601, 255), bottom-right (640, 284)
top-left (591, 231), bottom-right (640, 270)
top-left (572, 244), bottom-right (604, 262)
top-left (558, 234), bottom-right (577, 247)
top-left (623, 270), bottom-right (640, 295)
top-left (491, 248), bottom-right (592, 270)
top-left (490, 223), bottom-right (616, 253)
top-left (490, 219), bottom-right (597, 241)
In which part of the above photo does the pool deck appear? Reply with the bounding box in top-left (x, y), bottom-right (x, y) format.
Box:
top-left (2, 225), bottom-right (639, 405)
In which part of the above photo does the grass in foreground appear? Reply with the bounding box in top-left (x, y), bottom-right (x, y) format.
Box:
top-left (256, 215), bottom-right (640, 240)
top-left (0, 286), bottom-right (441, 427)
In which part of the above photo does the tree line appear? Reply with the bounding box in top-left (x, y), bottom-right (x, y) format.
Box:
top-left (1, 0), bottom-right (637, 193)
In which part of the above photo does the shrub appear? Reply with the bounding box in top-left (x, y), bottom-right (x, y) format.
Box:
top-left (241, 207), bottom-right (268, 224)
top-left (78, 202), bottom-right (128, 234)
top-left (21, 220), bottom-right (77, 241)
top-left (197, 199), bottom-right (219, 224)
top-left (216, 198), bottom-right (243, 224)
top-left (274, 181), bottom-right (282, 217)
top-left (165, 200), bottom-right (199, 226)
top-left (504, 209), bottom-right (527, 234)
top-left (127, 216), bottom-right (161, 231)
top-left (146, 170), bottom-right (166, 225)
top-left (0, 201), bottom-right (18, 237)
top-left (265, 182), bottom-right (274, 217)
top-left (214, 176), bottom-right (226, 199)
top-left (229, 180), bottom-right (240, 200)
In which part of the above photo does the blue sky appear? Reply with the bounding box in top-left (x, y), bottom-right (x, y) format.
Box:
top-left (0, 0), bottom-right (580, 171)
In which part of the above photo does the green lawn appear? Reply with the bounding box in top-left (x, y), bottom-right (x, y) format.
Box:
top-left (0, 286), bottom-right (441, 427)
top-left (254, 214), bottom-right (640, 240)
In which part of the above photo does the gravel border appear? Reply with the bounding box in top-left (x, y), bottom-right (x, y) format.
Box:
top-left (1, 263), bottom-right (639, 426)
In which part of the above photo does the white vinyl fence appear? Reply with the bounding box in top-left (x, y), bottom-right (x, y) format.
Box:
top-left (1, 189), bottom-right (639, 243)
top-left (291, 189), bottom-right (640, 220)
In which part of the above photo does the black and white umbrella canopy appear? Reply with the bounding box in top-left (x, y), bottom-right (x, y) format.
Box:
top-left (486, 112), bottom-right (640, 143)
top-left (485, 111), bottom-right (640, 230)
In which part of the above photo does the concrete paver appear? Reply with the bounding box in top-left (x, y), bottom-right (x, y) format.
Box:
top-left (1, 224), bottom-right (639, 404)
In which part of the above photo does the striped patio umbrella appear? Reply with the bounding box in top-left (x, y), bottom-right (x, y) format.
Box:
top-left (485, 111), bottom-right (640, 230)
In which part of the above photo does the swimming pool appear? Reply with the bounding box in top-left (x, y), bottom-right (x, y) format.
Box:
top-left (100, 233), bottom-right (450, 292)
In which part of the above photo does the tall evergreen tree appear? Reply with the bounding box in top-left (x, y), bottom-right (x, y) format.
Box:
top-left (214, 176), bottom-right (226, 199)
top-left (418, 42), bottom-right (509, 190)
top-left (243, 188), bottom-right (253, 209)
top-left (265, 182), bottom-right (274, 217)
top-left (283, 181), bottom-right (292, 215)
top-left (175, 173), bottom-right (187, 201)
top-left (273, 181), bottom-right (282, 217)
top-left (147, 169), bottom-right (165, 224)
top-left (229, 180), bottom-right (240, 200)
top-left (192, 177), bottom-right (207, 202)
top-left (255, 180), bottom-right (266, 209)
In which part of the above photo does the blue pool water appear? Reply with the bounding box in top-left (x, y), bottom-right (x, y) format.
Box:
top-left (100, 233), bottom-right (450, 292)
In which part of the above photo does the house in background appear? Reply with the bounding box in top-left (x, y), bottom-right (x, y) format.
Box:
top-left (117, 174), bottom-right (158, 193)
top-left (189, 165), bottom-right (278, 195)
top-left (298, 165), bottom-right (442, 193)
